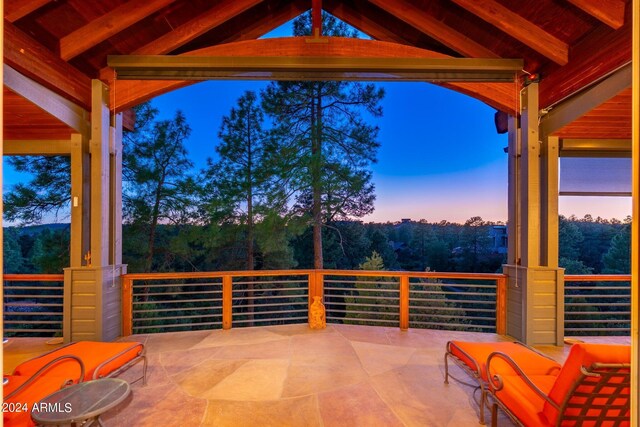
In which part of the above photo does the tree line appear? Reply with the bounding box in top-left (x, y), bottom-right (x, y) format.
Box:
top-left (3, 214), bottom-right (630, 275)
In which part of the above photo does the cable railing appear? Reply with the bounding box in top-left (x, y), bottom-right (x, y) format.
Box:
top-left (122, 270), bottom-right (507, 335)
top-left (3, 274), bottom-right (65, 337)
top-left (122, 270), bottom-right (315, 334)
top-left (564, 274), bottom-right (631, 336)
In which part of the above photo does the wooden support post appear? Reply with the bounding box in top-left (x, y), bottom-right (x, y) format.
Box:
top-left (90, 80), bottom-right (111, 267)
top-left (312, 0), bottom-right (322, 37)
top-left (399, 275), bottom-right (409, 331)
top-left (70, 133), bottom-right (90, 267)
top-left (507, 115), bottom-right (520, 266)
top-left (121, 275), bottom-right (133, 336)
top-left (541, 136), bottom-right (559, 268)
top-left (110, 113), bottom-right (123, 265)
top-left (520, 83), bottom-right (541, 268)
top-left (630, 0), bottom-right (639, 423)
top-left (496, 276), bottom-right (507, 335)
top-left (222, 275), bottom-right (232, 330)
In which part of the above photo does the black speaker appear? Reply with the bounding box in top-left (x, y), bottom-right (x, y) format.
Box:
top-left (494, 110), bottom-right (509, 134)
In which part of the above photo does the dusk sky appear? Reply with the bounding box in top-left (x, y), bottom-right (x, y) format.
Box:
top-left (2, 17), bottom-right (631, 224)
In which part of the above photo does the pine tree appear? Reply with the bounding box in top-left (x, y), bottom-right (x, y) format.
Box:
top-left (262, 12), bottom-right (384, 269)
top-left (210, 91), bottom-right (270, 271)
top-left (123, 103), bottom-right (199, 271)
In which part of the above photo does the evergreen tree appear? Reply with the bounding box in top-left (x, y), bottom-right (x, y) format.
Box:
top-left (262, 12), bottom-right (384, 269)
top-left (4, 156), bottom-right (70, 224)
top-left (602, 225), bottom-right (631, 274)
top-left (3, 228), bottom-right (25, 273)
top-left (210, 91), bottom-right (271, 271)
top-left (123, 103), bottom-right (199, 271)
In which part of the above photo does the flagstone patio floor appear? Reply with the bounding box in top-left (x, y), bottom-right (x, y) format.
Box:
top-left (3, 325), bottom-right (630, 426)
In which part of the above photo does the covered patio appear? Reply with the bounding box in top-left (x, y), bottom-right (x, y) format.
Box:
top-left (2, 0), bottom-right (639, 425)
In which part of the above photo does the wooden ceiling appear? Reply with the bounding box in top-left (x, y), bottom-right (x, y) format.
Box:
top-left (2, 0), bottom-right (633, 141)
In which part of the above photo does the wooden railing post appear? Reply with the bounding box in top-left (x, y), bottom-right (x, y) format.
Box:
top-left (222, 275), bottom-right (232, 330)
top-left (399, 275), bottom-right (409, 331)
top-left (121, 275), bottom-right (133, 336)
top-left (496, 275), bottom-right (507, 335)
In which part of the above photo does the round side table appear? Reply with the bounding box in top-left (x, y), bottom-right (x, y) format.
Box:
top-left (31, 378), bottom-right (130, 427)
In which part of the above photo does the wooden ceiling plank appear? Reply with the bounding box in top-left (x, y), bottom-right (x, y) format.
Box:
top-left (540, 63), bottom-right (631, 136)
top-left (4, 0), bottom-right (53, 22)
top-left (450, 0), bottom-right (569, 65)
top-left (59, 0), bottom-right (177, 61)
top-left (4, 20), bottom-right (91, 109)
top-left (133, 0), bottom-right (264, 55)
top-left (566, 0), bottom-right (625, 29)
top-left (367, 0), bottom-right (499, 58)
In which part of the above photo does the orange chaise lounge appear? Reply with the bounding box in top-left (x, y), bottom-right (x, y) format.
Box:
top-left (445, 341), bottom-right (561, 424)
top-left (11, 341), bottom-right (146, 384)
top-left (445, 341), bottom-right (630, 426)
top-left (4, 355), bottom-right (86, 426)
top-left (4, 341), bottom-right (146, 426)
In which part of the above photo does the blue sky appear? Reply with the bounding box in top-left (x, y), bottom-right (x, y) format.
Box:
top-left (2, 15), bottom-right (631, 224)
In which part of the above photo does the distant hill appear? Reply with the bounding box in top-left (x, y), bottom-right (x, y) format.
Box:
top-left (4, 223), bottom-right (70, 236)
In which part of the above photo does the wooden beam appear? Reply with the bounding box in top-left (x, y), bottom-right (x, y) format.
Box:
top-left (560, 138), bottom-right (631, 157)
top-left (312, 0), bottom-right (322, 37)
top-left (540, 62), bottom-right (631, 136)
top-left (450, 0), bottom-right (569, 65)
top-left (109, 37), bottom-right (521, 114)
top-left (4, 20), bottom-right (91, 109)
top-left (3, 139), bottom-right (72, 155)
top-left (4, 0), bottom-right (53, 22)
top-left (60, 0), bottom-right (177, 61)
top-left (132, 0), bottom-right (263, 55)
top-left (4, 64), bottom-right (89, 135)
top-left (566, 0), bottom-right (626, 29)
top-left (367, 0), bottom-right (499, 58)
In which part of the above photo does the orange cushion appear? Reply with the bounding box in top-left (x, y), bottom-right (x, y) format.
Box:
top-left (542, 343), bottom-right (630, 426)
top-left (12, 341), bottom-right (144, 381)
top-left (494, 374), bottom-right (556, 426)
top-left (3, 375), bottom-right (72, 427)
top-left (449, 341), bottom-right (561, 381)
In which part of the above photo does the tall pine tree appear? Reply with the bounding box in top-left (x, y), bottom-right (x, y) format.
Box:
top-left (262, 12), bottom-right (384, 269)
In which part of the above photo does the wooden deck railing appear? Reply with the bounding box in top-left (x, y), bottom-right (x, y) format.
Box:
top-left (3, 274), bottom-right (65, 337)
top-left (121, 270), bottom-right (507, 336)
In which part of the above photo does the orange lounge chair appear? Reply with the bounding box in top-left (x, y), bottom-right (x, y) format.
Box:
top-left (3, 355), bottom-right (85, 427)
top-left (12, 341), bottom-right (147, 385)
top-left (445, 341), bottom-right (560, 424)
top-left (486, 343), bottom-right (630, 427)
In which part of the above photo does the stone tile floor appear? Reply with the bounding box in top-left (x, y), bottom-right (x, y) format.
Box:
top-left (3, 325), bottom-right (630, 426)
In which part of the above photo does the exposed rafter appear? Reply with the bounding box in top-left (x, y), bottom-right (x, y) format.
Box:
top-left (324, 1), bottom-right (407, 44)
top-left (59, 0), bottom-right (177, 61)
top-left (566, 0), bottom-right (626, 29)
top-left (4, 64), bottom-right (89, 135)
top-left (450, 0), bottom-right (569, 65)
top-left (4, 0), bottom-right (53, 22)
top-left (4, 20), bottom-right (92, 109)
top-left (132, 0), bottom-right (263, 55)
top-left (326, 3), bottom-right (517, 114)
top-left (367, 0), bottom-right (499, 58)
